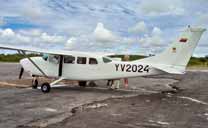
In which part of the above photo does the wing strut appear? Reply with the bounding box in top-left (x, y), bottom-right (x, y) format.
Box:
top-left (18, 50), bottom-right (48, 77)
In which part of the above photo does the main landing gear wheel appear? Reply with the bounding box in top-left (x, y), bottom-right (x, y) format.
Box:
top-left (32, 79), bottom-right (38, 89)
top-left (41, 82), bottom-right (51, 93)
top-left (79, 81), bottom-right (87, 87)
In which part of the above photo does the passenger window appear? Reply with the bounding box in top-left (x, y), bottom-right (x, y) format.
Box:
top-left (77, 57), bottom-right (86, 64)
top-left (103, 57), bottom-right (112, 63)
top-left (64, 55), bottom-right (75, 64)
top-left (89, 58), bottom-right (98, 65)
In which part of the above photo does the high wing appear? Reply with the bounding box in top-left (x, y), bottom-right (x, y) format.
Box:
top-left (0, 44), bottom-right (115, 57)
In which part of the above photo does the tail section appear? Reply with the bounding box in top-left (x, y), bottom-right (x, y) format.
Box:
top-left (139, 26), bottom-right (206, 74)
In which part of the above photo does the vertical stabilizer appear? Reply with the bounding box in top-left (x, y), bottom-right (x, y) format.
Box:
top-left (138, 26), bottom-right (206, 73)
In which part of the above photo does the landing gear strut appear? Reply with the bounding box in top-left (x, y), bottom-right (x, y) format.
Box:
top-left (79, 81), bottom-right (87, 87)
top-left (32, 78), bottom-right (38, 89)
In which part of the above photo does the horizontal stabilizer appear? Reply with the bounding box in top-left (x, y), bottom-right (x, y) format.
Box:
top-left (151, 64), bottom-right (186, 74)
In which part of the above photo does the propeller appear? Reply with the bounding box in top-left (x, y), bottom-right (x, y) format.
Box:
top-left (19, 67), bottom-right (24, 79)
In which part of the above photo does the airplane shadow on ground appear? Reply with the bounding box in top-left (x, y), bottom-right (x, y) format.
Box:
top-left (37, 85), bottom-right (139, 95)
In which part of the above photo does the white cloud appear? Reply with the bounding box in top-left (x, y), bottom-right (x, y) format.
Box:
top-left (18, 29), bottom-right (43, 37)
top-left (65, 22), bottom-right (137, 52)
top-left (0, 28), bottom-right (66, 46)
top-left (0, 0), bottom-right (206, 56)
top-left (0, 28), bottom-right (31, 44)
top-left (93, 23), bottom-right (136, 44)
top-left (65, 37), bottom-right (77, 48)
top-left (128, 21), bottom-right (148, 34)
top-left (139, 27), bottom-right (165, 49)
top-left (64, 23), bottom-right (168, 54)
top-left (152, 27), bottom-right (162, 36)
top-left (138, 0), bottom-right (185, 16)
top-left (21, 0), bottom-right (46, 19)
top-left (16, 34), bottom-right (31, 43)
top-left (40, 33), bottom-right (65, 44)
top-left (93, 23), bottom-right (119, 43)
top-left (1, 28), bottom-right (15, 37)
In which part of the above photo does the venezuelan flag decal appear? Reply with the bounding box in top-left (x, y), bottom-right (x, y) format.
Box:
top-left (179, 38), bottom-right (188, 43)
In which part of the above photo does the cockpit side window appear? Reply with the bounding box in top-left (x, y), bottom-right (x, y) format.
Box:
top-left (103, 57), bottom-right (112, 63)
top-left (64, 55), bottom-right (75, 64)
top-left (89, 58), bottom-right (98, 65)
top-left (48, 55), bottom-right (59, 64)
top-left (77, 57), bottom-right (86, 64)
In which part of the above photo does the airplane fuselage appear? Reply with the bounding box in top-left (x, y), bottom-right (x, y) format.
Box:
top-left (20, 56), bottom-right (163, 81)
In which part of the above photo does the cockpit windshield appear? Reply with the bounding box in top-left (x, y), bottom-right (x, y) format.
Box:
top-left (42, 54), bottom-right (49, 61)
top-left (42, 54), bottom-right (59, 64)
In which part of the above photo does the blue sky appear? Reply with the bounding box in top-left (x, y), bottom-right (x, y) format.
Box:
top-left (0, 0), bottom-right (207, 56)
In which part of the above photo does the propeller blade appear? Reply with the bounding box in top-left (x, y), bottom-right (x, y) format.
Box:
top-left (19, 67), bottom-right (24, 79)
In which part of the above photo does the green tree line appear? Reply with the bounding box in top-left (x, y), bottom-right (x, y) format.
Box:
top-left (0, 54), bottom-right (39, 62)
top-left (0, 54), bottom-right (208, 67)
top-left (111, 55), bottom-right (208, 67)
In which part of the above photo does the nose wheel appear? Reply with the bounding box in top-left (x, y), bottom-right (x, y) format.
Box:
top-left (41, 82), bottom-right (51, 93)
top-left (40, 78), bottom-right (64, 93)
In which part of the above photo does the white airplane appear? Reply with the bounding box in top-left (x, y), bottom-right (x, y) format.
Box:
top-left (0, 26), bottom-right (206, 93)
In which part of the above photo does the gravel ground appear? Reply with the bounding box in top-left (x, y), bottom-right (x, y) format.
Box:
top-left (0, 63), bottom-right (207, 128)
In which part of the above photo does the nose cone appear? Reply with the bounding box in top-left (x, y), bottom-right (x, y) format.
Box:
top-left (20, 58), bottom-right (30, 70)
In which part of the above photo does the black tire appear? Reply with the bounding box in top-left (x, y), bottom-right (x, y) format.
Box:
top-left (41, 83), bottom-right (51, 93)
top-left (32, 79), bottom-right (38, 89)
top-left (88, 81), bottom-right (97, 87)
top-left (79, 81), bottom-right (87, 87)
top-left (107, 80), bottom-right (113, 86)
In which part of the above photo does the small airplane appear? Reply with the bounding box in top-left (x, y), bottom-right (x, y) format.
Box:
top-left (0, 26), bottom-right (206, 93)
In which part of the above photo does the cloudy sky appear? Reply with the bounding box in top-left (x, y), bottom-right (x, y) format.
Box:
top-left (0, 0), bottom-right (207, 56)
